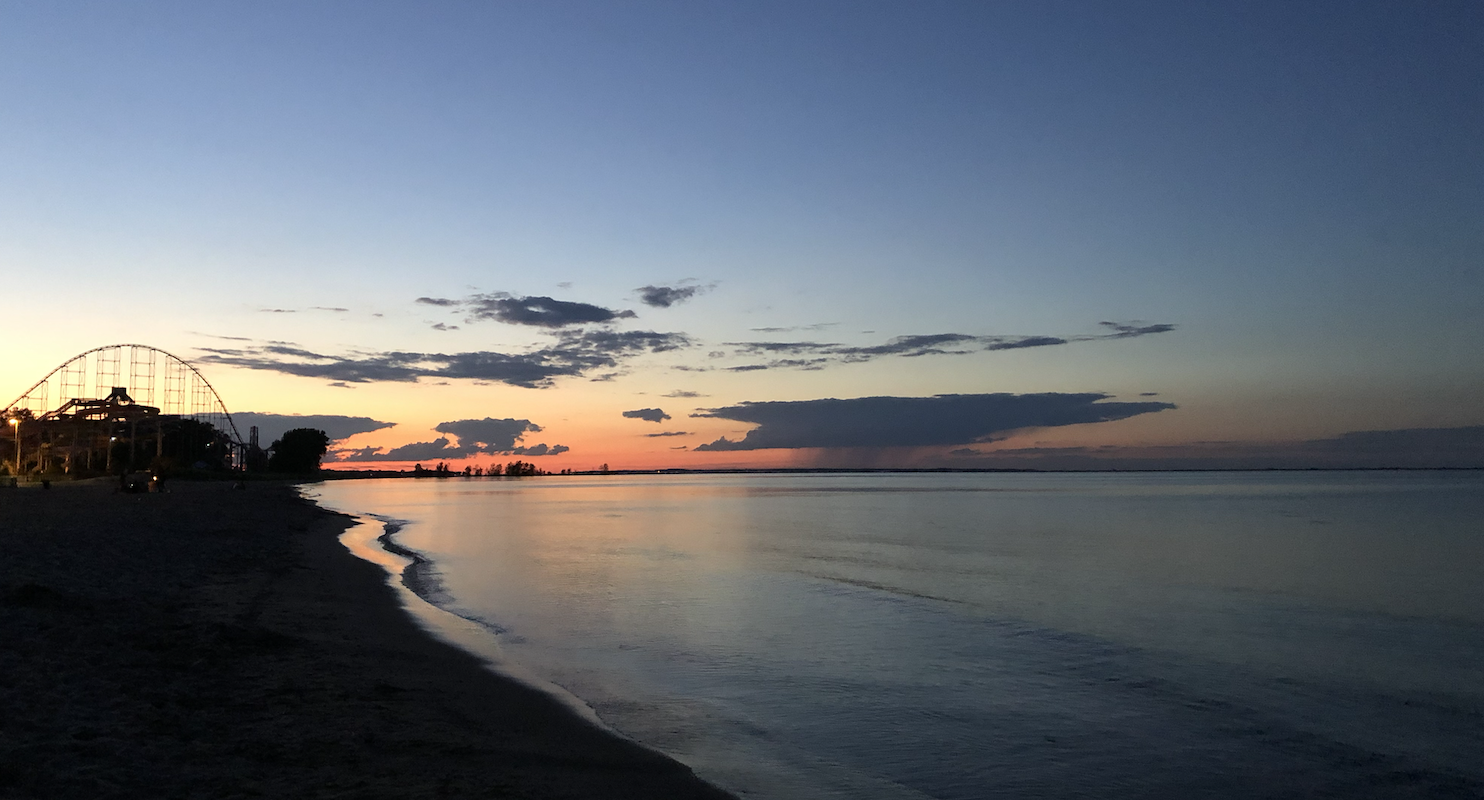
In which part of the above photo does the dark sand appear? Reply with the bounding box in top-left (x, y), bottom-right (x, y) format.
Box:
top-left (0, 481), bottom-right (735, 799)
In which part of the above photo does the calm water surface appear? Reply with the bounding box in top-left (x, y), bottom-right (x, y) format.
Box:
top-left (311, 471), bottom-right (1484, 799)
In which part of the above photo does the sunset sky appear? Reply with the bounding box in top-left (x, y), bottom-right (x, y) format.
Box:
top-left (3, 1), bottom-right (1481, 470)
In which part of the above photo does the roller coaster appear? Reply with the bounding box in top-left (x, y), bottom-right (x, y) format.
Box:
top-left (3, 344), bottom-right (247, 476)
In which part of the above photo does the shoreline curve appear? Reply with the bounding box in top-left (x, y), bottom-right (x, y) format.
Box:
top-left (0, 480), bottom-right (735, 799)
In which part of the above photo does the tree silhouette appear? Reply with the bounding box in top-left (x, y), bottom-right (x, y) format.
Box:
top-left (268, 428), bottom-right (331, 473)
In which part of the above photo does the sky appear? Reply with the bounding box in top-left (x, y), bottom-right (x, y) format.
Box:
top-left (2, 0), bottom-right (1481, 470)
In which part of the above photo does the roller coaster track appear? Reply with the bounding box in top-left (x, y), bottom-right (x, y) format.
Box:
top-left (4, 344), bottom-right (243, 445)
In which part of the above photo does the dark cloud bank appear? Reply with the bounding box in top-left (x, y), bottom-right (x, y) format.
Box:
top-left (944, 426), bottom-right (1484, 470)
top-left (332, 417), bottom-right (568, 463)
top-left (693, 393), bottom-right (1175, 451)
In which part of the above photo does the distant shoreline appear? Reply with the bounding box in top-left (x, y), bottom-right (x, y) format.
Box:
top-left (316, 465), bottom-right (1484, 479)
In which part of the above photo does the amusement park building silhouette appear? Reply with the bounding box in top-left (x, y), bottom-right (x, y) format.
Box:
top-left (3, 344), bottom-right (251, 477)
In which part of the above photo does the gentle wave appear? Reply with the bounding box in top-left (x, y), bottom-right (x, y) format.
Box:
top-left (313, 471), bottom-right (1484, 799)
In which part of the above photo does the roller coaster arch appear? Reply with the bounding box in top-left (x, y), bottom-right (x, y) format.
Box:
top-left (4, 344), bottom-right (244, 445)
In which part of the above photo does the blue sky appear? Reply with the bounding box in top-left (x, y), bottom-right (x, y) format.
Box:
top-left (2, 1), bottom-right (1481, 468)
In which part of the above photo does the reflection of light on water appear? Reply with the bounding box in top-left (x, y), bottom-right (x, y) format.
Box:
top-left (308, 473), bottom-right (1484, 800)
top-left (314, 503), bottom-right (615, 731)
top-left (337, 515), bottom-right (412, 575)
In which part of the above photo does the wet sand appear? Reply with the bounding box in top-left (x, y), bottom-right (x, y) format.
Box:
top-left (0, 481), bottom-right (734, 799)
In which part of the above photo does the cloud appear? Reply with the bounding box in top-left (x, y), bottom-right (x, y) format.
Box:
top-left (368, 437), bottom-right (464, 462)
top-left (726, 358), bottom-right (829, 372)
top-left (636, 284), bottom-right (706, 308)
top-left (559, 328), bottom-right (690, 356)
top-left (309, 306), bottom-right (350, 313)
top-left (259, 308), bottom-right (296, 313)
top-left (727, 340), bottom-right (839, 355)
top-left (329, 416), bottom-right (572, 463)
top-left (645, 431), bottom-right (691, 437)
top-left (333, 446), bottom-right (384, 460)
top-left (510, 443), bottom-right (570, 456)
top-left (231, 412), bottom-right (396, 445)
top-left (939, 426), bottom-right (1484, 470)
top-left (664, 390), bottom-right (706, 398)
top-left (1099, 321), bottom-right (1176, 338)
top-left (417, 291), bottom-right (639, 327)
top-left (692, 393), bottom-right (1175, 451)
top-left (203, 315), bottom-right (1168, 389)
top-left (464, 293), bottom-right (636, 327)
top-left (981, 336), bottom-right (1068, 351)
top-left (623, 408), bottom-right (671, 423)
top-left (1304, 426), bottom-right (1484, 463)
top-left (334, 438), bottom-right (571, 461)
top-left (749, 323), bottom-right (837, 333)
top-left (432, 417), bottom-right (541, 453)
top-left (718, 322), bottom-right (1174, 371)
top-left (195, 329), bottom-right (692, 389)
top-left (327, 382), bottom-right (353, 389)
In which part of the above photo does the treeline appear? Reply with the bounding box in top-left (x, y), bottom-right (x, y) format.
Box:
top-left (412, 460), bottom-right (565, 477)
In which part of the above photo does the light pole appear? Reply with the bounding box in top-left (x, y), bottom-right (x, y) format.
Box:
top-left (8, 417), bottom-right (19, 477)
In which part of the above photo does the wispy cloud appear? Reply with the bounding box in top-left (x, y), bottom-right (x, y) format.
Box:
top-left (716, 322), bottom-right (1174, 371)
top-left (421, 292), bottom-right (637, 327)
top-left (749, 322), bottom-right (837, 333)
top-left (1099, 321), bottom-right (1176, 338)
top-left (417, 290), bottom-right (643, 328)
top-left (466, 293), bottom-right (637, 327)
top-left (196, 329), bottom-right (692, 389)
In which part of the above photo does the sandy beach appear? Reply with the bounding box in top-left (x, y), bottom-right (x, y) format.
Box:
top-left (0, 481), bottom-right (734, 799)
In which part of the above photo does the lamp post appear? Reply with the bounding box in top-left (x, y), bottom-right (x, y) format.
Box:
top-left (8, 417), bottom-right (19, 477)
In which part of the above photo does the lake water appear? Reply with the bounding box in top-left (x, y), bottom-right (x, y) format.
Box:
top-left (309, 471), bottom-right (1484, 799)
